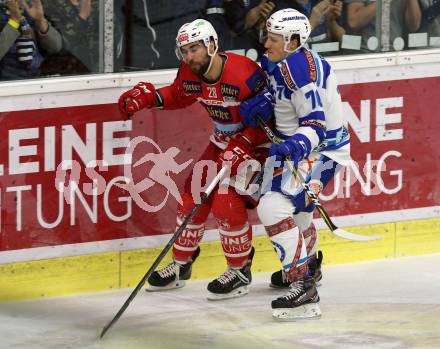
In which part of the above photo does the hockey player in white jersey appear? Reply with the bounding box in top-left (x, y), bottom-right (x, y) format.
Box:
top-left (239, 8), bottom-right (350, 320)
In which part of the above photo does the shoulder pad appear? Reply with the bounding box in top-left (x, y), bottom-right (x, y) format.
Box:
top-left (278, 61), bottom-right (297, 91)
top-left (284, 49), bottom-right (318, 88)
top-left (245, 68), bottom-right (266, 94)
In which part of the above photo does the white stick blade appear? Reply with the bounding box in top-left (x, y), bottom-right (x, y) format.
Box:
top-left (333, 228), bottom-right (383, 242)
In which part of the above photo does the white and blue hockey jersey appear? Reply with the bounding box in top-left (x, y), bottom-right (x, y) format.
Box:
top-left (261, 48), bottom-right (350, 166)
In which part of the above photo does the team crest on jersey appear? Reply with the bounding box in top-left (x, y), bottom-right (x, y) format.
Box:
top-left (246, 69), bottom-right (266, 94)
top-left (182, 80), bottom-right (202, 94)
top-left (221, 83), bottom-right (240, 100)
top-left (303, 51), bottom-right (317, 82)
top-left (205, 105), bottom-right (233, 122)
top-left (280, 63), bottom-right (296, 90)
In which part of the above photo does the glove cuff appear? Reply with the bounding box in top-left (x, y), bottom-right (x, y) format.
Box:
top-left (288, 134), bottom-right (312, 159)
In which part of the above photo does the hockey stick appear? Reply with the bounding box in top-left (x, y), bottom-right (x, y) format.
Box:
top-left (253, 114), bottom-right (382, 242)
top-left (100, 166), bottom-right (229, 338)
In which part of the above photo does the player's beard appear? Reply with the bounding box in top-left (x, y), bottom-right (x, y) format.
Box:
top-left (188, 56), bottom-right (211, 76)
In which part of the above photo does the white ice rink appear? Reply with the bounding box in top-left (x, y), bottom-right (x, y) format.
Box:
top-left (1, 254), bottom-right (440, 349)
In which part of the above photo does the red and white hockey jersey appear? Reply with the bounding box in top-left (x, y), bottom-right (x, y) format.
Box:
top-left (158, 52), bottom-right (268, 148)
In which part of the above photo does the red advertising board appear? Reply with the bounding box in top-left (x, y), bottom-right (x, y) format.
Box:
top-left (0, 76), bottom-right (439, 252)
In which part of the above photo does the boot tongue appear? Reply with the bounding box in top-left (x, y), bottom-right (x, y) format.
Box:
top-left (288, 280), bottom-right (305, 298)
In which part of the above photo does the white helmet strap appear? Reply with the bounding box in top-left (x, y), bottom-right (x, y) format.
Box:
top-left (203, 39), bottom-right (218, 77)
top-left (283, 34), bottom-right (298, 53)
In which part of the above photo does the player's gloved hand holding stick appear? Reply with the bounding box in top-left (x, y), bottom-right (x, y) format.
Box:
top-left (100, 166), bottom-right (229, 339)
top-left (268, 136), bottom-right (308, 171)
top-left (216, 134), bottom-right (256, 176)
top-left (252, 113), bottom-right (383, 242)
top-left (239, 89), bottom-right (274, 128)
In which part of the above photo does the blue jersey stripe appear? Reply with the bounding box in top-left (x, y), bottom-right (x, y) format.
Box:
top-left (285, 49), bottom-right (313, 89)
top-left (283, 256), bottom-right (308, 270)
top-left (322, 59), bottom-right (331, 89)
top-left (314, 54), bottom-right (322, 87)
top-left (299, 110), bottom-right (326, 123)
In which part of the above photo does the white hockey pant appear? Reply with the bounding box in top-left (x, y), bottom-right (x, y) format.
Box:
top-left (257, 192), bottom-right (317, 278)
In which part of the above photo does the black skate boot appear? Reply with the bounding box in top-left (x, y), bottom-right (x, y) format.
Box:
top-left (146, 247), bottom-right (200, 292)
top-left (271, 277), bottom-right (321, 321)
top-left (270, 251), bottom-right (323, 288)
top-left (206, 247), bottom-right (254, 300)
top-left (270, 269), bottom-right (290, 289)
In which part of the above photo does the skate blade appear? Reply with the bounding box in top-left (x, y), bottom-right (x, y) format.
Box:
top-left (146, 280), bottom-right (186, 292)
top-left (272, 303), bottom-right (321, 321)
top-left (206, 286), bottom-right (249, 301)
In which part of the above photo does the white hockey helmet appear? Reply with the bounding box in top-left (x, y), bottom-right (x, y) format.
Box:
top-left (175, 19), bottom-right (219, 58)
top-left (266, 9), bottom-right (311, 53)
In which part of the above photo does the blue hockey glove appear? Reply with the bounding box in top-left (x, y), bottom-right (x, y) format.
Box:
top-left (239, 90), bottom-right (274, 127)
top-left (269, 136), bottom-right (309, 169)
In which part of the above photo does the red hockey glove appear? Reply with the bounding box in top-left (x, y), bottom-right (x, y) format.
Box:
top-left (217, 135), bottom-right (255, 176)
top-left (118, 82), bottom-right (156, 118)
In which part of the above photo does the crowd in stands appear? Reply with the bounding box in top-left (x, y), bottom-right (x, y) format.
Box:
top-left (0, 0), bottom-right (439, 81)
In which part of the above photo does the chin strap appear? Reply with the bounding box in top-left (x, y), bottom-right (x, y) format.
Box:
top-left (203, 44), bottom-right (218, 78)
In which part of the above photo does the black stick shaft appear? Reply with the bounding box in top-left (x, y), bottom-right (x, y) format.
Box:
top-left (100, 166), bottom-right (228, 338)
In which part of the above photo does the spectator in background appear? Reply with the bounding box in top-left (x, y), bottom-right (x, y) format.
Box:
top-left (419, 0), bottom-right (440, 39)
top-left (307, 0), bottom-right (346, 43)
top-left (206, 0), bottom-right (345, 58)
top-left (268, 0), bottom-right (346, 44)
top-left (242, 0), bottom-right (275, 33)
top-left (0, 0), bottom-right (62, 80)
top-left (227, 0), bottom-right (275, 50)
top-left (345, 0), bottom-right (421, 52)
top-left (43, 0), bottom-right (99, 75)
top-left (203, 0), bottom-right (234, 50)
top-left (42, 0), bottom-right (124, 76)
top-left (204, 0), bottom-right (275, 55)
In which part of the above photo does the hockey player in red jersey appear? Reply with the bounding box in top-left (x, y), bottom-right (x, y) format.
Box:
top-left (118, 19), bottom-right (270, 300)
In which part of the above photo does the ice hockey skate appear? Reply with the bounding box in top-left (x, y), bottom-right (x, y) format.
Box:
top-left (270, 251), bottom-right (323, 288)
top-left (271, 277), bottom-right (321, 321)
top-left (146, 247), bottom-right (200, 291)
top-left (206, 247), bottom-right (254, 300)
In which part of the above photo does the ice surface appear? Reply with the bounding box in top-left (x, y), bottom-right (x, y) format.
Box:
top-left (1, 254), bottom-right (439, 349)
